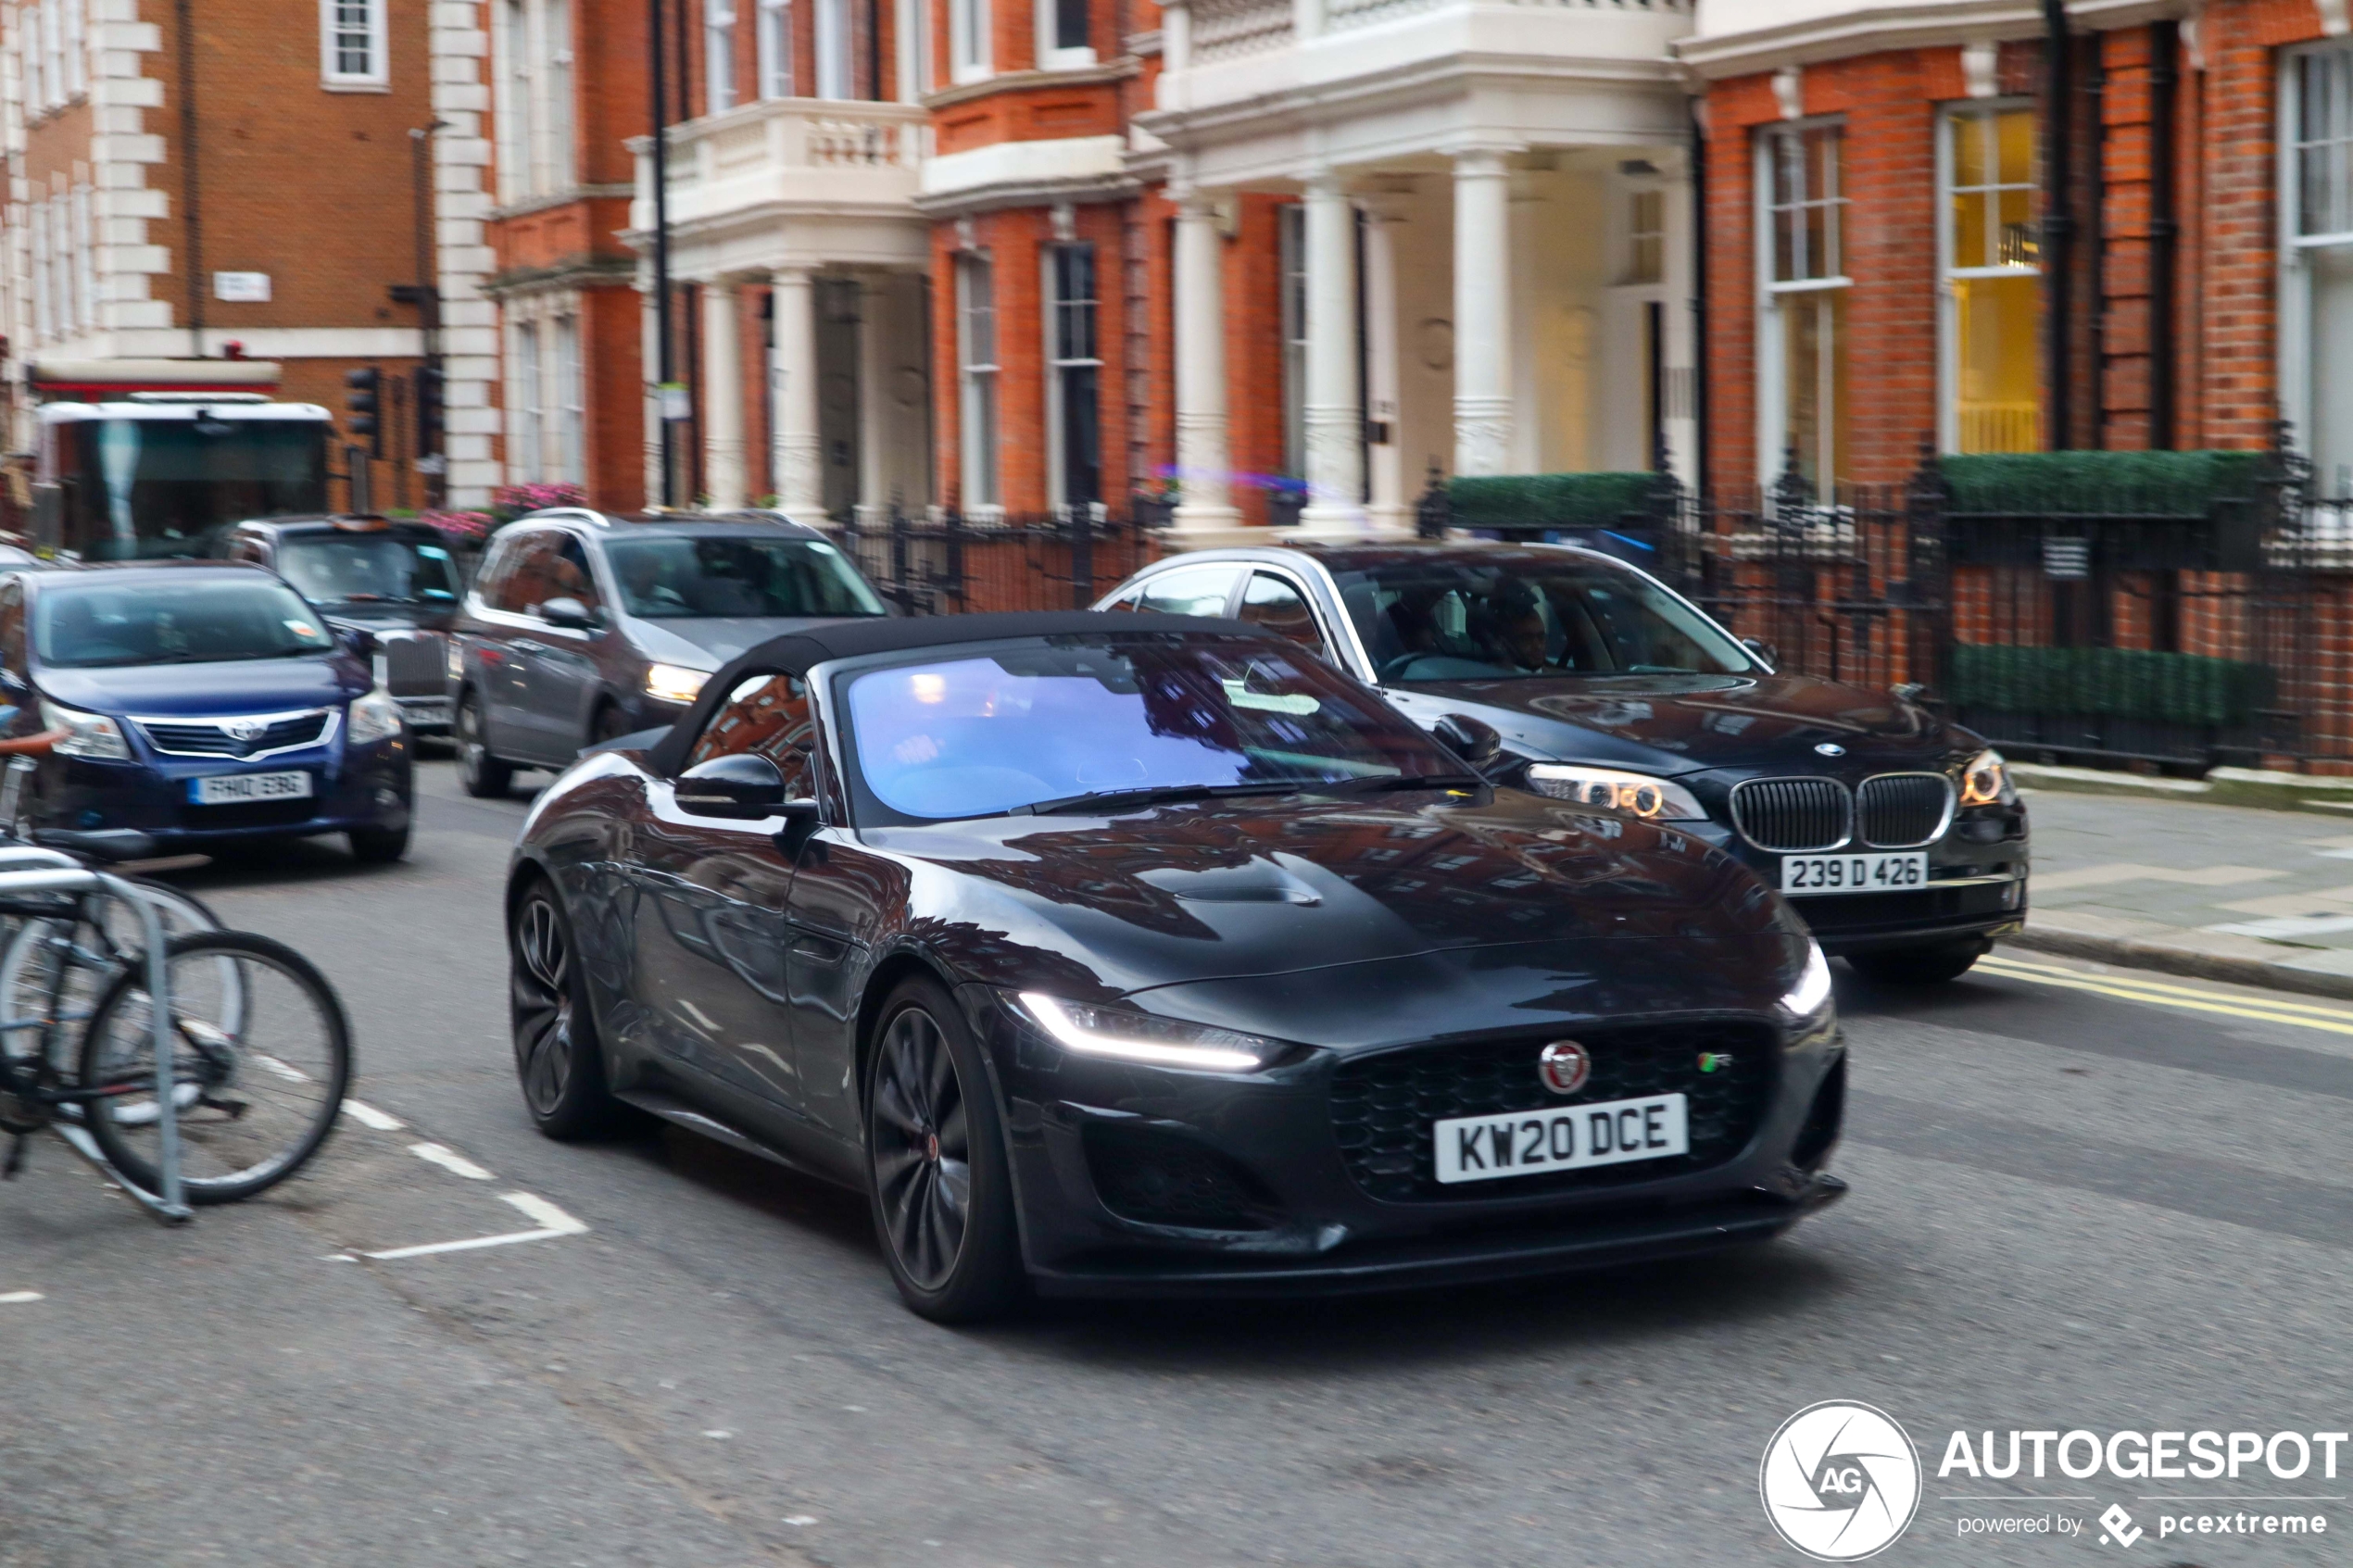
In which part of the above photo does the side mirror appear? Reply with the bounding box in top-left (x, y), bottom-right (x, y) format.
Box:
top-left (1430, 712), bottom-right (1503, 771)
top-left (1741, 637), bottom-right (1779, 671)
top-left (541, 596), bottom-right (598, 632)
top-left (340, 626), bottom-right (377, 658)
top-left (674, 753), bottom-right (814, 821)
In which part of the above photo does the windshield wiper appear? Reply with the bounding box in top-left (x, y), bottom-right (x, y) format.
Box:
top-left (1319, 773), bottom-right (1488, 795)
top-left (1015, 782), bottom-right (1289, 816)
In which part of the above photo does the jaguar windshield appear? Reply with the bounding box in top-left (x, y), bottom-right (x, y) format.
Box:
top-left (605, 535), bottom-right (885, 621)
top-left (1331, 553), bottom-right (1756, 683)
top-left (35, 577), bottom-right (339, 669)
top-left (276, 533), bottom-right (459, 606)
top-left (841, 634), bottom-right (1465, 821)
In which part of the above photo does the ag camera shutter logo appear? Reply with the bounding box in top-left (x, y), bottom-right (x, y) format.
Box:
top-left (1760, 1400), bottom-right (1923, 1560)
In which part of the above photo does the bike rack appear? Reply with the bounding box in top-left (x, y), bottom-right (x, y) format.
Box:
top-left (0, 847), bottom-right (187, 1224)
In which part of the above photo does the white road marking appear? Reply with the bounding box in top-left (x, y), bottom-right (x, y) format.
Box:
top-left (251, 1051), bottom-right (310, 1083)
top-left (409, 1142), bottom-right (493, 1180)
top-left (341, 1099), bottom-right (403, 1131)
top-left (355, 1192), bottom-right (588, 1262)
top-left (500, 1192), bottom-right (587, 1234)
top-left (0, 1290), bottom-right (43, 1304)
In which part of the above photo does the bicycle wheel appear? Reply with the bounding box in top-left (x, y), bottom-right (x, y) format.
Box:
top-left (79, 931), bottom-right (350, 1205)
top-left (0, 881), bottom-right (224, 1073)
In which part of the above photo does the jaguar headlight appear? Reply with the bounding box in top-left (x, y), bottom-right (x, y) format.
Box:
top-left (1016, 993), bottom-right (1282, 1072)
top-left (347, 688), bottom-right (405, 746)
top-left (1958, 746), bottom-right (2013, 807)
top-left (1779, 941), bottom-right (1834, 1023)
top-left (1524, 764), bottom-right (1707, 821)
top-left (645, 663), bottom-right (710, 706)
top-left (39, 698), bottom-right (129, 759)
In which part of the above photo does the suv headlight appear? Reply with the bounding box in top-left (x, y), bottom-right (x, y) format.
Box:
top-left (646, 663), bottom-right (710, 706)
top-left (1015, 992), bottom-right (1284, 1072)
top-left (1958, 746), bottom-right (2013, 807)
top-left (39, 698), bottom-right (129, 759)
top-left (1524, 764), bottom-right (1707, 821)
top-left (347, 688), bottom-right (405, 746)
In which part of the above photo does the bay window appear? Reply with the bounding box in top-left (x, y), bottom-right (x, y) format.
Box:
top-left (757, 0), bottom-right (790, 98)
top-left (705, 0), bottom-right (736, 113)
top-left (2286, 43), bottom-right (2353, 492)
top-left (957, 256), bottom-right (1000, 510)
top-left (1758, 122), bottom-right (1849, 490)
top-left (1048, 244), bottom-right (1101, 508)
top-left (1942, 104), bottom-right (2042, 454)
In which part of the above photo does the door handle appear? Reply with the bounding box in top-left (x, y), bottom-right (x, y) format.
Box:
top-left (511, 639), bottom-right (546, 655)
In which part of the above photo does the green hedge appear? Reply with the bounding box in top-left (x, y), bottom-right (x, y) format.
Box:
top-left (1948, 644), bottom-right (2273, 729)
top-left (1450, 472), bottom-right (1662, 531)
top-left (1941, 450), bottom-right (2265, 517)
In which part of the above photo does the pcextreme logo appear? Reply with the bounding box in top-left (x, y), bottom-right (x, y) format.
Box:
top-left (1760, 1400), bottom-right (1924, 1561)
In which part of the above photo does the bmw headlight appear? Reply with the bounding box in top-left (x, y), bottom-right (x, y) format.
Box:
top-left (347, 688), bottom-right (405, 746)
top-left (1016, 993), bottom-right (1284, 1072)
top-left (1524, 764), bottom-right (1707, 821)
top-left (1778, 940), bottom-right (1834, 1025)
top-left (1958, 746), bottom-right (2014, 807)
top-left (39, 698), bottom-right (129, 759)
top-left (645, 663), bottom-right (710, 706)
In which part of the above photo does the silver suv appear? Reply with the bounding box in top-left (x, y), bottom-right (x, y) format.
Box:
top-left (447, 509), bottom-right (888, 796)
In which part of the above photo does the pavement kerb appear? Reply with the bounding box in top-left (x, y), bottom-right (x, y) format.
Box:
top-left (1998, 923), bottom-right (2353, 1004)
top-left (2011, 760), bottom-right (2353, 817)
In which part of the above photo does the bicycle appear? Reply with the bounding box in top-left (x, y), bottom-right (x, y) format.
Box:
top-left (0, 733), bottom-right (353, 1220)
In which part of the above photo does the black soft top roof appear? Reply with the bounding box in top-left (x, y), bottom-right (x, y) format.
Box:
top-left (645, 609), bottom-right (1261, 775)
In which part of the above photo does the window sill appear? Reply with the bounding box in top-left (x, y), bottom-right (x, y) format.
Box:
top-left (322, 79), bottom-right (393, 93)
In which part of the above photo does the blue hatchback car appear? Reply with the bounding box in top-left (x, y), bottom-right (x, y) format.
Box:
top-left (0, 563), bottom-right (413, 860)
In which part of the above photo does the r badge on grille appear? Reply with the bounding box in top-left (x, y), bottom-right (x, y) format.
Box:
top-left (1538, 1040), bottom-right (1591, 1096)
top-left (224, 720), bottom-right (265, 744)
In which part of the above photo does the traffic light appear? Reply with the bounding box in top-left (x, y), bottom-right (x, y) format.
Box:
top-left (412, 361), bottom-right (446, 458)
top-left (345, 365), bottom-right (384, 458)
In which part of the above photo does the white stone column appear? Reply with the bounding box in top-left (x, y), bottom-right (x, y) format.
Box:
top-left (702, 281), bottom-right (748, 509)
top-left (1172, 185), bottom-right (1241, 532)
top-left (770, 267), bottom-right (825, 521)
top-left (1452, 146), bottom-right (1516, 477)
top-left (1360, 193), bottom-right (1410, 535)
top-left (858, 274), bottom-right (892, 520)
top-left (1297, 168), bottom-right (1365, 533)
top-left (641, 276), bottom-right (666, 506)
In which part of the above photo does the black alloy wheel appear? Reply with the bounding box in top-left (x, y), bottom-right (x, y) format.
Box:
top-left (510, 882), bottom-right (624, 1138)
top-left (863, 978), bottom-right (1023, 1321)
top-left (458, 690), bottom-right (514, 799)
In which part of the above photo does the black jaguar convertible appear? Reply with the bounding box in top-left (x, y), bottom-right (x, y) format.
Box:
top-left (506, 612), bottom-right (1846, 1320)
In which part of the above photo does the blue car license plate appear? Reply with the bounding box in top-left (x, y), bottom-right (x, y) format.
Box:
top-left (191, 771), bottom-right (313, 806)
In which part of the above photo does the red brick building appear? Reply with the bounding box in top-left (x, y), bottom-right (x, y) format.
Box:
top-left (1, 0), bottom-right (506, 508)
top-left (1680, 0), bottom-right (2353, 493)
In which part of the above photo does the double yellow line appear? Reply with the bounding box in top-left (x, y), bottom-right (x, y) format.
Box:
top-left (1974, 953), bottom-right (2353, 1038)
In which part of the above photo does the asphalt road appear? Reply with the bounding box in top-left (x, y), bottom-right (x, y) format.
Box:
top-left (5, 763), bottom-right (2351, 1567)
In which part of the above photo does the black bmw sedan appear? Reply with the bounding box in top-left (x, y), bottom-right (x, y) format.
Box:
top-left (508, 611), bottom-right (1844, 1321)
top-left (1100, 543), bottom-right (2030, 985)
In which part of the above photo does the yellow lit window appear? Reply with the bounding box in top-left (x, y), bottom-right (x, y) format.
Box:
top-left (1945, 107), bottom-right (2042, 454)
